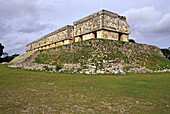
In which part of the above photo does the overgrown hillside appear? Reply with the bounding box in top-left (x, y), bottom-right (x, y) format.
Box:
top-left (34, 39), bottom-right (170, 71)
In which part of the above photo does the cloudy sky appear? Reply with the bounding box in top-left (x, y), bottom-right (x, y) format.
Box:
top-left (0, 0), bottom-right (170, 55)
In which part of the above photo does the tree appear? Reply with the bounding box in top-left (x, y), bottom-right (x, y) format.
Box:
top-left (2, 52), bottom-right (8, 58)
top-left (0, 43), bottom-right (4, 57)
top-left (161, 48), bottom-right (170, 60)
top-left (0, 53), bottom-right (19, 63)
top-left (129, 39), bottom-right (136, 43)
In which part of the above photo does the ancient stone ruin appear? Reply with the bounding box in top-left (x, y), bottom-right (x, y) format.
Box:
top-left (9, 9), bottom-right (170, 74)
top-left (26, 9), bottom-right (130, 52)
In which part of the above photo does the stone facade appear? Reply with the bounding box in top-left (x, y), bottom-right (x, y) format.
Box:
top-left (26, 9), bottom-right (130, 52)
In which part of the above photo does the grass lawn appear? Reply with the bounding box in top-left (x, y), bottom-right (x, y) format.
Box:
top-left (0, 64), bottom-right (170, 113)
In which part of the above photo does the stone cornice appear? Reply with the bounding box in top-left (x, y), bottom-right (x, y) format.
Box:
top-left (73, 9), bottom-right (119, 25)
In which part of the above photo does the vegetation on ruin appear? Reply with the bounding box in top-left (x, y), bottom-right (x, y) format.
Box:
top-left (34, 39), bottom-right (170, 70)
top-left (0, 64), bottom-right (169, 113)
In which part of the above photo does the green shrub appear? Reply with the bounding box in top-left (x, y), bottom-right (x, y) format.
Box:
top-left (77, 68), bottom-right (82, 72)
top-left (56, 65), bottom-right (62, 71)
top-left (44, 66), bottom-right (53, 71)
top-left (34, 58), bottom-right (41, 63)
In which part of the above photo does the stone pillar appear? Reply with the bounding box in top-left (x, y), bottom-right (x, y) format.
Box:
top-left (97, 30), bottom-right (104, 38)
top-left (97, 30), bottom-right (119, 40)
top-left (108, 32), bottom-right (119, 40)
top-left (121, 34), bottom-right (129, 42)
top-left (64, 40), bottom-right (70, 45)
top-left (46, 45), bottom-right (50, 49)
top-left (56, 42), bottom-right (59, 47)
top-left (75, 36), bottom-right (82, 42)
top-left (82, 33), bottom-right (95, 41)
top-left (71, 39), bottom-right (74, 43)
top-left (64, 39), bottom-right (73, 45)
top-left (91, 33), bottom-right (95, 39)
top-left (56, 41), bottom-right (64, 46)
top-left (50, 44), bottom-right (56, 48)
top-left (59, 41), bottom-right (64, 46)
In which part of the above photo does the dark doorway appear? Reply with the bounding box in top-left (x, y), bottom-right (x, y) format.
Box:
top-left (93, 31), bottom-right (97, 38)
top-left (80, 35), bottom-right (83, 41)
top-left (118, 33), bottom-right (123, 41)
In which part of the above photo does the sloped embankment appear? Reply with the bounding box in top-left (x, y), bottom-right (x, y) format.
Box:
top-left (34, 39), bottom-right (170, 72)
top-left (9, 50), bottom-right (40, 64)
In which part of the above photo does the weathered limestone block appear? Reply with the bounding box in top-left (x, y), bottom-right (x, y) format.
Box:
top-left (103, 15), bottom-right (119, 30)
top-left (103, 13), bottom-right (130, 35)
top-left (32, 44), bottom-right (35, 50)
top-left (39, 47), bottom-right (42, 50)
top-left (75, 36), bottom-right (82, 42)
top-left (56, 41), bottom-right (64, 46)
top-left (64, 39), bottom-right (72, 45)
top-left (119, 20), bottom-right (129, 33)
top-left (82, 33), bottom-right (95, 41)
top-left (97, 30), bottom-right (104, 38)
top-left (107, 31), bottom-right (118, 40)
top-left (39, 40), bottom-right (44, 47)
top-left (26, 44), bottom-right (32, 52)
top-left (97, 30), bottom-right (118, 40)
top-left (45, 39), bottom-right (50, 46)
top-left (32, 41), bottom-right (40, 50)
top-left (50, 44), bottom-right (56, 48)
top-left (74, 15), bottom-right (102, 36)
top-left (120, 34), bottom-right (129, 42)
top-left (35, 48), bottom-right (38, 51)
top-left (42, 46), bottom-right (46, 50)
top-left (46, 45), bottom-right (50, 49)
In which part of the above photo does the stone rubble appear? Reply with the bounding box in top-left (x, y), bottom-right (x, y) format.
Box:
top-left (128, 67), bottom-right (153, 73)
top-left (127, 67), bottom-right (170, 73)
top-left (8, 63), bottom-right (170, 74)
top-left (8, 63), bottom-right (56, 72)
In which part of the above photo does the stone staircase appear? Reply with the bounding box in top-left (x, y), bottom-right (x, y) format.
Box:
top-left (9, 51), bottom-right (40, 64)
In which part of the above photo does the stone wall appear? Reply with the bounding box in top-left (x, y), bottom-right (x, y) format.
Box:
top-left (103, 13), bottom-right (129, 34)
top-left (73, 12), bottom-right (103, 36)
top-left (26, 25), bottom-right (73, 52)
top-left (97, 30), bottom-right (119, 40)
top-left (73, 10), bottom-right (130, 38)
top-left (26, 9), bottom-right (130, 52)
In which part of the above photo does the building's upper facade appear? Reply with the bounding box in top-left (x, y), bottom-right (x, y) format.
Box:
top-left (26, 9), bottom-right (130, 52)
top-left (73, 10), bottom-right (129, 36)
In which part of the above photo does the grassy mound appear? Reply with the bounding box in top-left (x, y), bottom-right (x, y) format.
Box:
top-left (34, 39), bottom-right (170, 70)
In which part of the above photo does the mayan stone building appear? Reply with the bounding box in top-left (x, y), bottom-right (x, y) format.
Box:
top-left (26, 9), bottom-right (130, 52)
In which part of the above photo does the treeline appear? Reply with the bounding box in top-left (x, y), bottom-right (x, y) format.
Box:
top-left (161, 48), bottom-right (170, 60)
top-left (0, 43), bottom-right (19, 63)
top-left (0, 54), bottom-right (19, 63)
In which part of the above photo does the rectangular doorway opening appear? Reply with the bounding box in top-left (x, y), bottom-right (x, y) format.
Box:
top-left (80, 35), bottom-right (83, 41)
top-left (93, 31), bottom-right (97, 38)
top-left (118, 33), bottom-right (123, 41)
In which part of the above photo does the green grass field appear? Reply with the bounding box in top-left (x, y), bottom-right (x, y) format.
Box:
top-left (0, 65), bottom-right (170, 113)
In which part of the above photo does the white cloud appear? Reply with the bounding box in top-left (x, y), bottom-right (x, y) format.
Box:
top-left (150, 13), bottom-right (170, 35)
top-left (123, 6), bottom-right (170, 48)
top-left (124, 6), bottom-right (161, 26)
